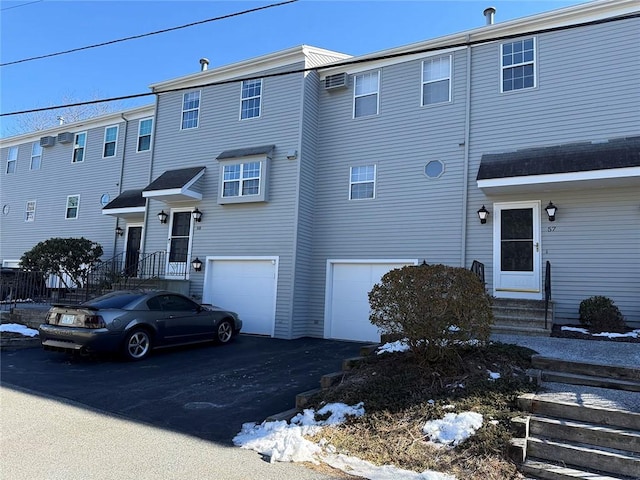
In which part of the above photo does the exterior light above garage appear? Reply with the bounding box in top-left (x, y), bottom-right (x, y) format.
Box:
top-left (477, 205), bottom-right (490, 224)
top-left (545, 202), bottom-right (558, 221)
top-left (191, 257), bottom-right (203, 272)
top-left (157, 210), bottom-right (168, 224)
top-left (192, 207), bottom-right (203, 222)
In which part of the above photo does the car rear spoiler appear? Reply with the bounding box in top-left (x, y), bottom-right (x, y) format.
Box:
top-left (51, 303), bottom-right (99, 310)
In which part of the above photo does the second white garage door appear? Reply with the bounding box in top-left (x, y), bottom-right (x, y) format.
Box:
top-left (203, 258), bottom-right (277, 336)
top-left (325, 260), bottom-right (416, 342)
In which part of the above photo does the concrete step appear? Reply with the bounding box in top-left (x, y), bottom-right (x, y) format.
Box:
top-left (320, 371), bottom-right (345, 389)
top-left (493, 313), bottom-right (549, 328)
top-left (521, 458), bottom-right (635, 480)
top-left (532, 356), bottom-right (640, 383)
top-left (526, 437), bottom-right (640, 478)
top-left (518, 394), bottom-right (640, 430)
top-left (491, 324), bottom-right (551, 337)
top-left (539, 370), bottom-right (640, 393)
top-left (295, 388), bottom-right (322, 409)
top-left (529, 415), bottom-right (640, 454)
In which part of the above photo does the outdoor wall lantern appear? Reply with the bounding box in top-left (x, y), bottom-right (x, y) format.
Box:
top-left (545, 202), bottom-right (558, 222)
top-left (115, 226), bottom-right (124, 237)
top-left (192, 207), bottom-right (203, 222)
top-left (477, 205), bottom-right (490, 224)
top-left (157, 210), bottom-right (168, 224)
top-left (191, 257), bottom-right (203, 272)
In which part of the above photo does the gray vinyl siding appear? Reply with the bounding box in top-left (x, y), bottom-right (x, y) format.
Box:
top-left (120, 117), bottom-right (153, 191)
top-left (465, 17), bottom-right (640, 326)
top-left (0, 122), bottom-right (130, 263)
top-left (147, 64), bottom-right (307, 338)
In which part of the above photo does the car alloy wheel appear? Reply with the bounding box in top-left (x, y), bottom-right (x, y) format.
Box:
top-left (124, 329), bottom-right (151, 360)
top-left (216, 320), bottom-right (233, 344)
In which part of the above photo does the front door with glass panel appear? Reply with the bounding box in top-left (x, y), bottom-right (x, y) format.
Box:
top-left (493, 201), bottom-right (541, 299)
top-left (166, 211), bottom-right (192, 278)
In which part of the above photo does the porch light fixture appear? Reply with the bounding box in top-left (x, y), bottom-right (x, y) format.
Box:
top-left (477, 205), bottom-right (490, 224)
top-left (192, 207), bottom-right (203, 222)
top-left (115, 226), bottom-right (124, 237)
top-left (157, 210), bottom-right (168, 224)
top-left (191, 257), bottom-right (203, 272)
top-left (545, 202), bottom-right (558, 222)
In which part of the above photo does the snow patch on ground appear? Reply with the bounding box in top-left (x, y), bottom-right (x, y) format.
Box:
top-left (377, 339), bottom-right (410, 355)
top-left (422, 412), bottom-right (484, 447)
top-left (487, 370), bottom-right (501, 381)
top-left (561, 326), bottom-right (639, 338)
top-left (0, 323), bottom-right (38, 337)
top-left (323, 453), bottom-right (456, 480)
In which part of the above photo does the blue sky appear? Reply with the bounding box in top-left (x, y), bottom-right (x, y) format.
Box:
top-left (1, 0), bottom-right (586, 137)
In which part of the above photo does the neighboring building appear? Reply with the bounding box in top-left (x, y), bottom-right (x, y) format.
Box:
top-left (0, 105), bottom-right (155, 268)
top-left (2, 1), bottom-right (638, 337)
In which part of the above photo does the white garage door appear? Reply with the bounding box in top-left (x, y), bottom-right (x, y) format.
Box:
top-left (327, 261), bottom-right (414, 342)
top-left (204, 259), bottom-right (277, 336)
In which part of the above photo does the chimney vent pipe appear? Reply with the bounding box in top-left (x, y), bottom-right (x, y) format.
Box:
top-left (199, 58), bottom-right (209, 71)
top-left (483, 7), bottom-right (496, 25)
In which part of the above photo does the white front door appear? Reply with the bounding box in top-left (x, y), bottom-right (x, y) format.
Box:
top-left (493, 201), bottom-right (542, 299)
top-left (166, 210), bottom-right (193, 278)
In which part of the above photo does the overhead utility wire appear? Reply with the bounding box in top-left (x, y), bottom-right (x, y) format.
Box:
top-left (2, 12), bottom-right (637, 118)
top-left (1, 0), bottom-right (43, 12)
top-left (0, 0), bottom-right (298, 67)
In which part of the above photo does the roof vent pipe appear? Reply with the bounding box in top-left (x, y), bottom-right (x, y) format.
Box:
top-left (483, 7), bottom-right (496, 25)
top-left (199, 58), bottom-right (209, 72)
top-left (57, 116), bottom-right (64, 125)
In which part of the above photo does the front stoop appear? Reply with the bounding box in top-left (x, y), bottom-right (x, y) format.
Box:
top-left (515, 357), bottom-right (640, 479)
top-left (491, 298), bottom-right (553, 337)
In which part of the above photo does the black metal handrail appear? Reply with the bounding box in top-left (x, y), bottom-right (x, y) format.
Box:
top-left (470, 260), bottom-right (485, 286)
top-left (544, 260), bottom-right (551, 329)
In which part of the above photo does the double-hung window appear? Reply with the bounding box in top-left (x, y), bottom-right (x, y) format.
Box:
top-left (30, 142), bottom-right (42, 170)
top-left (6, 146), bottom-right (17, 174)
top-left (353, 71), bottom-right (380, 118)
top-left (240, 79), bottom-right (262, 119)
top-left (25, 200), bottom-right (36, 222)
top-left (72, 132), bottom-right (86, 163)
top-left (349, 165), bottom-right (376, 200)
top-left (103, 125), bottom-right (118, 158)
top-left (181, 91), bottom-right (200, 129)
top-left (501, 38), bottom-right (536, 92)
top-left (65, 195), bottom-right (80, 219)
top-left (137, 118), bottom-right (153, 152)
top-left (422, 56), bottom-right (451, 105)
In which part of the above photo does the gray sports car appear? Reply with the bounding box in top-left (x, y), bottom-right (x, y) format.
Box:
top-left (39, 290), bottom-right (242, 360)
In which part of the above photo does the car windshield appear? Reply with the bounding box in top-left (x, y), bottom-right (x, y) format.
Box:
top-left (83, 293), bottom-right (145, 309)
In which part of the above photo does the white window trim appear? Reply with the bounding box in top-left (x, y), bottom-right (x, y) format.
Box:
top-left (137, 118), bottom-right (154, 152)
top-left (72, 132), bottom-right (87, 163)
top-left (421, 55), bottom-right (452, 106)
top-left (25, 200), bottom-right (36, 222)
top-left (239, 79), bottom-right (263, 120)
top-left (30, 142), bottom-right (42, 171)
top-left (500, 37), bottom-right (537, 94)
top-left (349, 164), bottom-right (377, 200)
top-left (102, 125), bottom-right (119, 158)
top-left (181, 90), bottom-right (201, 130)
top-left (217, 156), bottom-right (269, 205)
top-left (353, 71), bottom-right (380, 119)
top-left (6, 146), bottom-right (18, 174)
top-left (65, 194), bottom-right (80, 220)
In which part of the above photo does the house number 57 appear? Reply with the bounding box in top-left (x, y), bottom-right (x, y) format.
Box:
top-left (547, 226), bottom-right (556, 232)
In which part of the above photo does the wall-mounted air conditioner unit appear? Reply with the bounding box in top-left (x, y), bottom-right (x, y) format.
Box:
top-left (40, 136), bottom-right (56, 148)
top-left (57, 132), bottom-right (74, 144)
top-left (324, 73), bottom-right (348, 90)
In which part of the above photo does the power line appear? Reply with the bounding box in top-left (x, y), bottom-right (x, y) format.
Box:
top-left (0, 0), bottom-right (298, 67)
top-left (1, 11), bottom-right (638, 118)
top-left (1, 0), bottom-right (43, 12)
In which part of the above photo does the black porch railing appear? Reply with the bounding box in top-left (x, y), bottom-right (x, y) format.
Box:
top-left (544, 260), bottom-right (551, 329)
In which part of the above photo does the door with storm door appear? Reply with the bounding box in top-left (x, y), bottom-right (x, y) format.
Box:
top-left (124, 226), bottom-right (142, 277)
top-left (493, 201), bottom-right (541, 299)
top-left (166, 211), bottom-right (192, 278)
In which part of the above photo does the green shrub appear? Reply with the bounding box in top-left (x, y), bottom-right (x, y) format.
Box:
top-left (368, 264), bottom-right (493, 363)
top-left (578, 295), bottom-right (626, 333)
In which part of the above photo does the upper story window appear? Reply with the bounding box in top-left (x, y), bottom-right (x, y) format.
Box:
top-left (349, 165), bottom-right (376, 200)
top-left (181, 91), bottom-right (200, 129)
top-left (501, 38), bottom-right (536, 92)
top-left (240, 79), bottom-right (262, 120)
top-left (422, 56), bottom-right (451, 105)
top-left (354, 71), bottom-right (380, 118)
top-left (30, 142), bottom-right (42, 170)
top-left (65, 195), bottom-right (80, 219)
top-left (72, 132), bottom-right (87, 163)
top-left (103, 125), bottom-right (118, 158)
top-left (6, 146), bottom-right (18, 174)
top-left (25, 200), bottom-right (36, 222)
top-left (137, 118), bottom-right (153, 152)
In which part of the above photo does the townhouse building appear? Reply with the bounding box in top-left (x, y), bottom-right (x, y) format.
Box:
top-left (2, 0), bottom-right (638, 339)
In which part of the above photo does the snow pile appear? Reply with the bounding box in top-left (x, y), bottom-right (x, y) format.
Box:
top-left (233, 402), bottom-right (364, 463)
top-left (422, 412), bottom-right (483, 447)
top-left (487, 370), bottom-right (501, 381)
top-left (0, 323), bottom-right (39, 337)
top-left (324, 453), bottom-right (457, 480)
top-left (377, 339), bottom-right (410, 355)
top-left (561, 326), bottom-right (640, 339)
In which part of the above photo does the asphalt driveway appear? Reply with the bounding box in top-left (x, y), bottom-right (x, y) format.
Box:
top-left (0, 335), bottom-right (363, 444)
